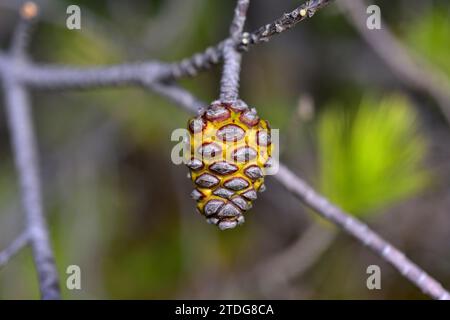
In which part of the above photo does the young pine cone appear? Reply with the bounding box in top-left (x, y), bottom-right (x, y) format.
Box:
top-left (186, 100), bottom-right (272, 230)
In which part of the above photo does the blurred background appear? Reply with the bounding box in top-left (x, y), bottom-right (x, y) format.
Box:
top-left (0, 0), bottom-right (449, 299)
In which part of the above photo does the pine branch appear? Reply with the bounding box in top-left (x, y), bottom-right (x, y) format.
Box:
top-left (1, 4), bottom-right (61, 300)
top-left (0, 0), bottom-right (448, 301)
top-left (168, 0), bottom-right (334, 79)
top-left (0, 0), bottom-right (334, 88)
top-left (220, 0), bottom-right (250, 102)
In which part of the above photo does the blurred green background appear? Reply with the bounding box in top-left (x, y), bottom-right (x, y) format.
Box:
top-left (1, 0), bottom-right (449, 299)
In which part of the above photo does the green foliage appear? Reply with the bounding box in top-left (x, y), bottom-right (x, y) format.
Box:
top-left (405, 7), bottom-right (450, 77)
top-left (317, 94), bottom-right (429, 216)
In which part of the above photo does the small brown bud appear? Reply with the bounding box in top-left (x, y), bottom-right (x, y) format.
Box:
top-left (20, 2), bottom-right (39, 20)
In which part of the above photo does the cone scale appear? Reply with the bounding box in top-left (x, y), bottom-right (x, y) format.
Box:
top-left (186, 99), bottom-right (272, 230)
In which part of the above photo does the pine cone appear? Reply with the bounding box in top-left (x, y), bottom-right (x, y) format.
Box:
top-left (187, 99), bottom-right (272, 230)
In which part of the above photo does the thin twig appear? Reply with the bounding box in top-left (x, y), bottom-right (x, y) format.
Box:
top-left (0, 231), bottom-right (30, 268)
top-left (0, 56), bottom-right (172, 91)
top-left (339, 0), bottom-right (450, 126)
top-left (0, 0), bottom-right (334, 86)
top-left (149, 82), bottom-right (205, 114)
top-left (169, 0), bottom-right (334, 79)
top-left (274, 163), bottom-right (450, 300)
top-left (244, 0), bottom-right (332, 47)
top-left (16, 60), bottom-right (171, 90)
top-left (220, 0), bottom-right (250, 102)
top-left (9, 2), bottom-right (38, 58)
top-left (1, 4), bottom-right (61, 299)
top-left (2, 74), bottom-right (61, 300)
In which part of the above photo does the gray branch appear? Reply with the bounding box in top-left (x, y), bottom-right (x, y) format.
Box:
top-left (220, 0), bottom-right (250, 102)
top-left (275, 163), bottom-right (450, 300)
top-left (16, 60), bottom-right (171, 90)
top-left (10, 16), bottom-right (34, 58)
top-left (0, 0), bottom-right (334, 88)
top-left (168, 0), bottom-right (334, 79)
top-left (2, 74), bottom-right (61, 299)
top-left (1, 5), bottom-right (61, 299)
top-left (0, 55), bottom-right (174, 91)
top-left (149, 82), bottom-right (205, 114)
top-left (2, 73), bottom-right (61, 300)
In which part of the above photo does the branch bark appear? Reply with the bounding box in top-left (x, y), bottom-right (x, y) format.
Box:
top-left (220, 0), bottom-right (250, 102)
top-left (2, 73), bottom-right (61, 299)
top-left (1, 4), bottom-right (61, 299)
